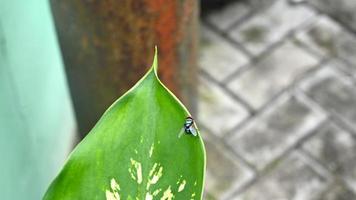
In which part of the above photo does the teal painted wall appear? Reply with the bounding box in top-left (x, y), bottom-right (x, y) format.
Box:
top-left (0, 1), bottom-right (76, 199)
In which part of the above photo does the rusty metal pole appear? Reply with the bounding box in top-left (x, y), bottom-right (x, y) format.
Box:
top-left (50, 0), bottom-right (199, 137)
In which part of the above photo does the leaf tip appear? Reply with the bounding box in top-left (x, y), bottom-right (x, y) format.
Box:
top-left (152, 46), bottom-right (158, 75)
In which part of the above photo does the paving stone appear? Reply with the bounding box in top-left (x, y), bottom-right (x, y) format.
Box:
top-left (332, 60), bottom-right (356, 78)
top-left (300, 65), bottom-right (356, 129)
top-left (295, 15), bottom-right (356, 65)
top-left (248, 0), bottom-right (279, 10)
top-left (199, 26), bottom-right (249, 82)
top-left (233, 152), bottom-right (327, 200)
top-left (307, 0), bottom-right (356, 32)
top-left (227, 41), bottom-right (319, 109)
top-left (228, 94), bottom-right (325, 170)
top-left (313, 180), bottom-right (356, 200)
top-left (198, 75), bottom-right (249, 137)
top-left (200, 2), bottom-right (356, 199)
top-left (203, 133), bottom-right (254, 200)
top-left (289, 0), bottom-right (307, 4)
top-left (205, 1), bottom-right (250, 31)
top-left (229, 0), bottom-right (315, 55)
top-left (302, 122), bottom-right (356, 192)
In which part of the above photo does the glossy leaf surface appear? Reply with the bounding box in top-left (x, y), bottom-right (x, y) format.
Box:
top-left (43, 50), bottom-right (206, 200)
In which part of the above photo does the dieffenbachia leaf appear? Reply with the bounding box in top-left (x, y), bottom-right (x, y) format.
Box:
top-left (43, 48), bottom-right (206, 200)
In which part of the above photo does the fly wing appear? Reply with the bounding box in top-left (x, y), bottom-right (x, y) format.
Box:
top-left (178, 127), bottom-right (185, 138)
top-left (189, 126), bottom-right (198, 136)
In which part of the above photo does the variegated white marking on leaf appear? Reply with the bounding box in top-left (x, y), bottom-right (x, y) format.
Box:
top-left (106, 191), bottom-right (118, 200)
top-left (107, 145), bottom-right (196, 200)
top-left (152, 189), bottom-right (162, 196)
top-left (176, 175), bottom-right (183, 184)
top-left (129, 158), bottom-right (143, 184)
top-left (160, 186), bottom-right (174, 200)
top-left (145, 188), bottom-right (162, 200)
top-left (106, 178), bottom-right (121, 200)
top-left (149, 144), bottom-right (154, 157)
top-left (110, 178), bottom-right (120, 191)
top-left (145, 193), bottom-right (153, 200)
top-left (190, 192), bottom-right (196, 200)
top-left (177, 179), bottom-right (186, 192)
top-left (146, 163), bottom-right (163, 190)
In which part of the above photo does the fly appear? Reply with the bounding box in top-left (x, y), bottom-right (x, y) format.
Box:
top-left (178, 116), bottom-right (198, 138)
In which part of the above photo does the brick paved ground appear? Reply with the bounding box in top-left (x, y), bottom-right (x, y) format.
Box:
top-left (198, 0), bottom-right (356, 199)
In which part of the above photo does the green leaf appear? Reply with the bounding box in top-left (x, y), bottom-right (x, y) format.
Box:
top-left (43, 48), bottom-right (206, 200)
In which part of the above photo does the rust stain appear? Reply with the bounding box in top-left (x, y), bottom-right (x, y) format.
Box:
top-left (180, 0), bottom-right (195, 39)
top-left (51, 0), bottom-right (197, 135)
top-left (146, 0), bottom-right (179, 94)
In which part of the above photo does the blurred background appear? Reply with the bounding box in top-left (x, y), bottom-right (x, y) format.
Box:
top-left (1, 0), bottom-right (356, 199)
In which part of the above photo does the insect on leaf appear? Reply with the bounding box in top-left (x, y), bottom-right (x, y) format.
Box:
top-left (43, 47), bottom-right (206, 200)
